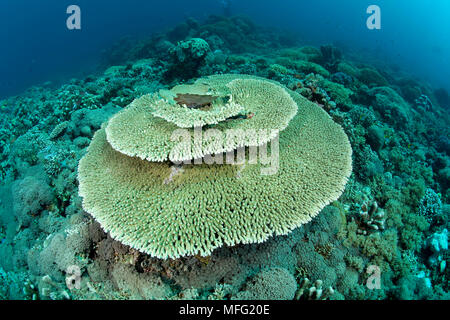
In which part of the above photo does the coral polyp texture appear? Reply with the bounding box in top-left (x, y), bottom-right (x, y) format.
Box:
top-left (105, 75), bottom-right (299, 162)
top-left (77, 74), bottom-right (352, 259)
top-left (151, 81), bottom-right (245, 128)
top-left (151, 93), bottom-right (244, 128)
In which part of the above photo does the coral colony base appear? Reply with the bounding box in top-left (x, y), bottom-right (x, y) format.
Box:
top-left (0, 16), bottom-right (449, 300)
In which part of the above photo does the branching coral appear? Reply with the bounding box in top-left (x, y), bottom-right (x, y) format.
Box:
top-left (354, 200), bottom-right (386, 235)
top-left (418, 188), bottom-right (443, 222)
top-left (0, 267), bottom-right (29, 299)
top-left (169, 38), bottom-right (210, 62)
top-left (166, 38), bottom-right (211, 79)
top-left (295, 278), bottom-right (335, 300)
top-left (38, 275), bottom-right (71, 300)
top-left (415, 94), bottom-right (433, 112)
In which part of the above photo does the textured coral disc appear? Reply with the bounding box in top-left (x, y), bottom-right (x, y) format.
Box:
top-left (105, 75), bottom-right (298, 162)
top-left (151, 81), bottom-right (246, 128)
top-left (78, 89), bottom-right (352, 259)
top-left (151, 93), bottom-right (245, 129)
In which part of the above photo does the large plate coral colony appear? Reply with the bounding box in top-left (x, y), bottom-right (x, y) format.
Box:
top-left (0, 16), bottom-right (449, 300)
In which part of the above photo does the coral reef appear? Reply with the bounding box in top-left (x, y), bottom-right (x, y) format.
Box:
top-left (0, 15), bottom-right (448, 301)
top-left (166, 38), bottom-right (211, 80)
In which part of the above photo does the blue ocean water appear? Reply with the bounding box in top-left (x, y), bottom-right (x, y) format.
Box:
top-left (0, 0), bottom-right (449, 98)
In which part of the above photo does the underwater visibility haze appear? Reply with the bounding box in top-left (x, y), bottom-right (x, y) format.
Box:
top-left (0, 0), bottom-right (449, 302)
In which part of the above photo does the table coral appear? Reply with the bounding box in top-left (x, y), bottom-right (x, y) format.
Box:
top-left (105, 75), bottom-right (298, 162)
top-left (78, 74), bottom-right (352, 259)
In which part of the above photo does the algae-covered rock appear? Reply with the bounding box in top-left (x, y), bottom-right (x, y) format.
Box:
top-left (358, 68), bottom-right (389, 87)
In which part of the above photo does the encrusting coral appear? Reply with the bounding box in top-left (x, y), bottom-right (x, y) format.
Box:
top-left (234, 267), bottom-right (297, 300)
top-left (78, 74), bottom-right (352, 259)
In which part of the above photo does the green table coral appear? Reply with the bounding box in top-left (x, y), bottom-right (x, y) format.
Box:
top-left (105, 75), bottom-right (298, 162)
top-left (151, 82), bottom-right (245, 128)
top-left (78, 74), bottom-right (352, 259)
